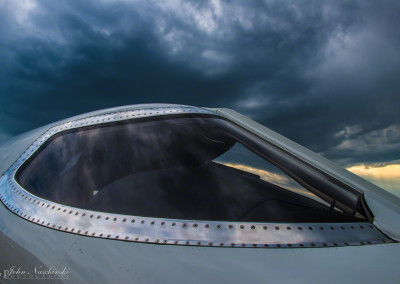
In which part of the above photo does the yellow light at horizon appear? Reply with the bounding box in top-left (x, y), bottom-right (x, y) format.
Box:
top-left (346, 164), bottom-right (400, 194)
top-left (219, 161), bottom-right (400, 197)
top-left (347, 164), bottom-right (400, 180)
top-left (218, 162), bottom-right (316, 198)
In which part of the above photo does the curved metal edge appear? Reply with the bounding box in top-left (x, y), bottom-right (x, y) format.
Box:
top-left (211, 108), bottom-right (400, 240)
top-left (0, 105), bottom-right (394, 248)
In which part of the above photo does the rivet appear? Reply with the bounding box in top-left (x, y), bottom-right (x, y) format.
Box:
top-left (287, 226), bottom-right (291, 230)
top-left (229, 225), bottom-right (233, 229)
top-left (161, 221), bottom-right (165, 225)
top-left (251, 225), bottom-right (256, 230)
top-left (100, 233), bottom-right (103, 237)
top-left (131, 219), bottom-right (135, 223)
top-left (114, 218), bottom-right (118, 221)
top-left (123, 218), bottom-right (127, 222)
top-left (141, 220), bottom-right (145, 224)
top-left (240, 225), bottom-right (244, 229)
top-left (193, 223), bottom-right (198, 227)
top-left (151, 221), bottom-right (155, 225)
top-left (77, 230), bottom-right (81, 233)
top-left (125, 236), bottom-right (129, 240)
top-left (275, 226), bottom-right (280, 230)
top-left (330, 226), bottom-right (334, 230)
top-left (308, 227), bottom-right (313, 230)
top-left (216, 224), bottom-right (221, 229)
top-left (205, 224), bottom-right (209, 228)
top-left (69, 210), bottom-right (73, 214)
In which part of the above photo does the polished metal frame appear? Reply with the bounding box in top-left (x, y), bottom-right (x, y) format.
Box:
top-left (0, 105), bottom-right (393, 247)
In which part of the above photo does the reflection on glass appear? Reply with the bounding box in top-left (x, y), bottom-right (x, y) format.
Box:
top-left (214, 143), bottom-right (322, 200)
top-left (17, 116), bottom-right (362, 222)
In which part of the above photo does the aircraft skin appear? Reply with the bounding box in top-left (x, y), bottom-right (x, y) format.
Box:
top-left (0, 104), bottom-right (399, 284)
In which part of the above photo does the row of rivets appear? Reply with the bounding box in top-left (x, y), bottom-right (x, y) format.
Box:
top-left (0, 106), bottom-right (392, 248)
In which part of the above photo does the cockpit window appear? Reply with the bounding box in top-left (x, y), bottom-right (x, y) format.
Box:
top-left (16, 115), bottom-right (365, 222)
top-left (214, 143), bottom-right (329, 205)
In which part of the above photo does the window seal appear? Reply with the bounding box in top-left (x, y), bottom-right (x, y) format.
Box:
top-left (0, 105), bottom-right (392, 247)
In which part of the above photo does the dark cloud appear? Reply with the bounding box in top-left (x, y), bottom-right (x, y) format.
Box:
top-left (0, 0), bottom-right (399, 166)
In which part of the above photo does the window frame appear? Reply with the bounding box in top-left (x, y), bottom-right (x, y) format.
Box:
top-left (0, 105), bottom-right (390, 248)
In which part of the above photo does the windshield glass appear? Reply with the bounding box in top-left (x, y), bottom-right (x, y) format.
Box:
top-left (214, 143), bottom-right (328, 204)
top-left (17, 115), bottom-right (364, 222)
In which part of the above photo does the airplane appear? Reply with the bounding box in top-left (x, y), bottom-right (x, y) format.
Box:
top-left (0, 103), bottom-right (399, 283)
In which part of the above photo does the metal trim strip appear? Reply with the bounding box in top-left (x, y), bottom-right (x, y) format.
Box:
top-left (0, 105), bottom-right (393, 248)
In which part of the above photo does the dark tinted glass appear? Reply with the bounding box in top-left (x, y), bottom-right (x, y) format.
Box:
top-left (214, 142), bottom-right (327, 204)
top-left (17, 115), bottom-right (363, 222)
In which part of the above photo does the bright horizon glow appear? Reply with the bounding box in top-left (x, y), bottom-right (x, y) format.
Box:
top-left (219, 161), bottom-right (400, 199)
top-left (347, 163), bottom-right (400, 196)
top-left (217, 162), bottom-right (320, 199)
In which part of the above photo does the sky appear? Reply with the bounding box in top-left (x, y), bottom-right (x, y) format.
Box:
top-left (0, 0), bottom-right (399, 193)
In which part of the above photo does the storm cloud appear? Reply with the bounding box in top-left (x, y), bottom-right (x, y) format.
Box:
top-left (1, 0), bottom-right (400, 167)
